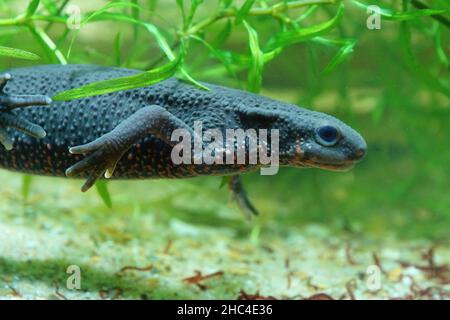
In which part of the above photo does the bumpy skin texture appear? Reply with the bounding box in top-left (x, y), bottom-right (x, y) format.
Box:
top-left (0, 64), bottom-right (366, 183)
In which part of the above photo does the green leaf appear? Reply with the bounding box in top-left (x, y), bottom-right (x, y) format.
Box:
top-left (351, 0), bottom-right (447, 21)
top-left (265, 3), bottom-right (344, 51)
top-left (178, 68), bottom-right (210, 91)
top-left (218, 50), bottom-right (248, 65)
top-left (313, 36), bottom-right (350, 47)
top-left (243, 20), bottom-right (264, 93)
top-left (236, 0), bottom-right (255, 25)
top-left (0, 46), bottom-right (40, 60)
top-left (143, 25), bottom-right (208, 90)
top-left (25, 0), bottom-right (40, 18)
top-left (218, 47), bottom-right (283, 67)
top-left (322, 39), bottom-right (357, 75)
top-left (82, 1), bottom-right (141, 24)
top-left (262, 47), bottom-right (283, 64)
top-left (53, 56), bottom-right (181, 101)
top-left (21, 175), bottom-right (33, 201)
top-left (143, 23), bottom-right (175, 60)
top-left (95, 181), bottom-right (112, 208)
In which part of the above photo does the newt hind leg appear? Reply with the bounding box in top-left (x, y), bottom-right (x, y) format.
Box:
top-left (228, 175), bottom-right (259, 219)
top-left (0, 73), bottom-right (51, 150)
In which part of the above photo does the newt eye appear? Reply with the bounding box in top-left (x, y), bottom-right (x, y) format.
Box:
top-left (315, 125), bottom-right (340, 146)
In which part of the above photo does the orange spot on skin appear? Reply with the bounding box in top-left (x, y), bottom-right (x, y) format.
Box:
top-left (293, 135), bottom-right (303, 164)
top-left (295, 140), bottom-right (301, 155)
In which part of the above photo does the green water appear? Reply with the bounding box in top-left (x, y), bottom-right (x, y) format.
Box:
top-left (0, 0), bottom-right (448, 299)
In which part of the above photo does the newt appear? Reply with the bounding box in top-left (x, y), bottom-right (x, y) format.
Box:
top-left (0, 65), bottom-right (366, 216)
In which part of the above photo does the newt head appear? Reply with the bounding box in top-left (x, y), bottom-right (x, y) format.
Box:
top-left (228, 92), bottom-right (367, 173)
top-left (279, 109), bottom-right (367, 172)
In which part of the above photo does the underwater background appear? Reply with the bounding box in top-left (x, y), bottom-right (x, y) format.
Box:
top-left (0, 0), bottom-right (448, 299)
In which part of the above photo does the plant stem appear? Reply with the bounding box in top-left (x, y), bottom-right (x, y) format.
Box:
top-left (251, 0), bottom-right (336, 15)
top-left (31, 15), bottom-right (68, 24)
top-left (187, 0), bottom-right (336, 35)
top-left (410, 0), bottom-right (450, 28)
top-left (0, 14), bottom-right (66, 27)
top-left (0, 16), bottom-right (23, 27)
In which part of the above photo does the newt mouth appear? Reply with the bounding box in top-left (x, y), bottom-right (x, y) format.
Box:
top-left (303, 160), bottom-right (357, 172)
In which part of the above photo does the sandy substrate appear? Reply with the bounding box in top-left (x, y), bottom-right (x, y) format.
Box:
top-left (0, 171), bottom-right (448, 300)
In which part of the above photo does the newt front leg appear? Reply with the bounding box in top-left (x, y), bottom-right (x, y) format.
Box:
top-left (66, 105), bottom-right (202, 191)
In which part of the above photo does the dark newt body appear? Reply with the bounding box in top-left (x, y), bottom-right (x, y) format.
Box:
top-left (0, 65), bottom-right (366, 214)
top-left (1, 65), bottom-right (252, 178)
